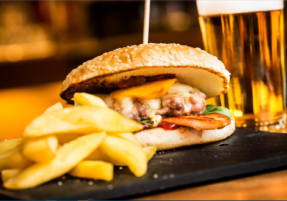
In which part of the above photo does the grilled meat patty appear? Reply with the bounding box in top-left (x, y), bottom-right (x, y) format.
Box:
top-left (96, 82), bottom-right (206, 121)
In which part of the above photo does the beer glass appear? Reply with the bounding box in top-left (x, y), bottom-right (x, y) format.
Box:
top-left (196, 0), bottom-right (286, 130)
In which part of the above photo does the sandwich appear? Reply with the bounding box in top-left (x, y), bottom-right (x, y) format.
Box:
top-left (60, 43), bottom-right (235, 151)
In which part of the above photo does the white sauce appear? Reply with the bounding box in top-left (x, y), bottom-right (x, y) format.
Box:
top-left (150, 113), bottom-right (162, 127)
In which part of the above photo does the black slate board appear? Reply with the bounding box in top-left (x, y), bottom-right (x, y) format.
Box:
top-left (1, 128), bottom-right (287, 200)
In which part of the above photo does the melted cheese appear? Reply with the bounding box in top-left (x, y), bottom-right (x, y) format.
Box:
top-left (95, 81), bottom-right (206, 120)
top-left (94, 94), bottom-right (114, 108)
top-left (141, 99), bottom-right (162, 110)
top-left (164, 82), bottom-right (200, 97)
top-left (115, 97), bottom-right (134, 117)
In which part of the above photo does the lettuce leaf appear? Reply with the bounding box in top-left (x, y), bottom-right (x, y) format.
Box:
top-left (203, 105), bottom-right (234, 120)
top-left (139, 120), bottom-right (153, 124)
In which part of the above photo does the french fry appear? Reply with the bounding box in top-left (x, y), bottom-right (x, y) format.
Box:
top-left (1, 169), bottom-right (22, 183)
top-left (0, 139), bottom-right (22, 154)
top-left (74, 93), bottom-right (107, 107)
top-left (87, 146), bottom-right (155, 164)
top-left (23, 106), bottom-right (143, 138)
top-left (22, 136), bottom-right (58, 163)
top-left (100, 136), bottom-right (147, 177)
top-left (143, 146), bottom-right (157, 161)
top-left (2, 146), bottom-right (32, 170)
top-left (4, 132), bottom-right (106, 190)
top-left (116, 133), bottom-right (142, 147)
top-left (69, 160), bottom-right (113, 181)
top-left (43, 102), bottom-right (63, 113)
top-left (57, 133), bottom-right (83, 145)
top-left (0, 151), bottom-right (12, 170)
top-left (86, 148), bottom-right (124, 166)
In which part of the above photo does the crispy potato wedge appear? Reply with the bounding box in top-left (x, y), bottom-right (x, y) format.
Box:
top-left (2, 169), bottom-right (22, 183)
top-left (69, 160), bottom-right (113, 181)
top-left (74, 93), bottom-right (107, 107)
top-left (57, 134), bottom-right (83, 145)
top-left (86, 148), bottom-right (107, 161)
top-left (109, 132), bottom-right (142, 147)
top-left (4, 132), bottom-right (106, 190)
top-left (43, 102), bottom-right (63, 113)
top-left (143, 146), bottom-right (157, 161)
top-left (23, 106), bottom-right (143, 138)
top-left (100, 136), bottom-right (147, 177)
top-left (87, 145), bottom-right (154, 165)
top-left (3, 146), bottom-right (32, 170)
top-left (86, 148), bottom-right (124, 166)
top-left (0, 139), bottom-right (22, 154)
top-left (0, 151), bottom-right (12, 170)
top-left (22, 136), bottom-right (58, 163)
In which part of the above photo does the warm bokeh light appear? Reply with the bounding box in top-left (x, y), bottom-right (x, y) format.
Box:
top-left (5, 44), bottom-right (23, 62)
top-left (0, 82), bottom-right (66, 141)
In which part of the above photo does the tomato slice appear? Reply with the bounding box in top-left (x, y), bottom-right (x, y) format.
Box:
top-left (162, 113), bottom-right (231, 130)
top-left (110, 79), bottom-right (177, 99)
top-left (158, 121), bottom-right (179, 130)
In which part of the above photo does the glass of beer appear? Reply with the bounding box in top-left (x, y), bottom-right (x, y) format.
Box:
top-left (196, 0), bottom-right (286, 130)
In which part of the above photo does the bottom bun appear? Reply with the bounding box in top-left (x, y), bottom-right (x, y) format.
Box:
top-left (134, 120), bottom-right (235, 151)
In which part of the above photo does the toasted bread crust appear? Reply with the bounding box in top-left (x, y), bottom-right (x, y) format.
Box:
top-left (61, 43), bottom-right (230, 101)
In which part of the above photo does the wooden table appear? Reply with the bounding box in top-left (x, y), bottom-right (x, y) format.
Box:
top-left (136, 169), bottom-right (287, 200)
top-left (1, 81), bottom-right (287, 200)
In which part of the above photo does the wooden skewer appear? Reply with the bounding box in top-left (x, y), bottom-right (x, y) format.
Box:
top-left (143, 0), bottom-right (151, 44)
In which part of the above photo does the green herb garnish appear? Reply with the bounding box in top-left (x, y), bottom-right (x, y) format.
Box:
top-left (203, 105), bottom-right (234, 120)
top-left (139, 120), bottom-right (153, 124)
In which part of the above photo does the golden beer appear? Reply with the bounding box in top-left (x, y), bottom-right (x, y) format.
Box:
top-left (197, 1), bottom-right (286, 129)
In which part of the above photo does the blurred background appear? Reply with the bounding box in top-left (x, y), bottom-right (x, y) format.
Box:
top-left (0, 1), bottom-right (286, 140)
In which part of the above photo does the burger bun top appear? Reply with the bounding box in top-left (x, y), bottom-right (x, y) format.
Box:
top-left (61, 43), bottom-right (230, 101)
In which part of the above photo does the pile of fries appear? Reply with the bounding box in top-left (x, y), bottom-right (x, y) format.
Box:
top-left (1, 93), bottom-right (156, 190)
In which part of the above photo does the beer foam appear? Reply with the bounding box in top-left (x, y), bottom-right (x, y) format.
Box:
top-left (196, 0), bottom-right (283, 16)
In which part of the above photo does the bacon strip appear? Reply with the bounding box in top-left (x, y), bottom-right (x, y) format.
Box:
top-left (161, 113), bottom-right (231, 130)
